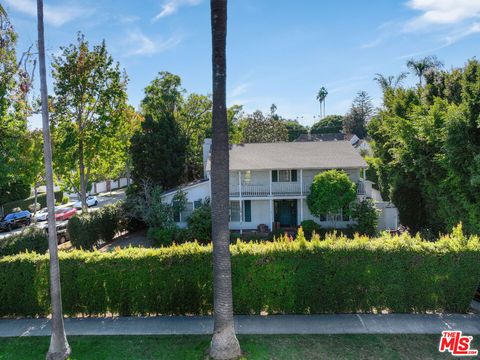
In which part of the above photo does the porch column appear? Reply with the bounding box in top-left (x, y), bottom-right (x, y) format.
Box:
top-left (363, 168), bottom-right (366, 180)
top-left (300, 169), bottom-right (303, 196)
top-left (269, 199), bottom-right (273, 232)
top-left (239, 171), bottom-right (243, 234)
top-left (300, 198), bottom-right (304, 224)
top-left (269, 170), bottom-right (272, 196)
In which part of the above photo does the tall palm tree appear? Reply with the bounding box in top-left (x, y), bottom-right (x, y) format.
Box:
top-left (316, 87), bottom-right (328, 119)
top-left (36, 1), bottom-right (71, 359)
top-left (406, 55), bottom-right (443, 87)
top-left (0, 4), bottom-right (7, 18)
top-left (209, 0), bottom-right (241, 359)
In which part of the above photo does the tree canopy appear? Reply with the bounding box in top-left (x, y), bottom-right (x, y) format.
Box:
top-left (368, 58), bottom-right (480, 234)
top-left (311, 114), bottom-right (343, 134)
top-left (343, 91), bottom-right (374, 139)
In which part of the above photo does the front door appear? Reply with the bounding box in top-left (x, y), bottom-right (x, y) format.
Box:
top-left (274, 200), bottom-right (297, 227)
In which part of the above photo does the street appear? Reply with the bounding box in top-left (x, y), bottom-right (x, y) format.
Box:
top-left (0, 189), bottom-right (126, 240)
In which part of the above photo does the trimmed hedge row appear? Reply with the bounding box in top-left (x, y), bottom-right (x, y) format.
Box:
top-left (2, 191), bottom-right (63, 215)
top-left (0, 227), bottom-right (479, 317)
top-left (0, 228), bottom-right (48, 257)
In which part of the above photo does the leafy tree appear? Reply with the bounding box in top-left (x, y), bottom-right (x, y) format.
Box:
top-left (307, 170), bottom-right (357, 228)
top-left (130, 113), bottom-right (186, 190)
top-left (0, 14), bottom-right (34, 204)
top-left (177, 93), bottom-right (212, 180)
top-left (240, 110), bottom-right (288, 143)
top-left (209, 0), bottom-right (242, 357)
top-left (407, 55), bottom-right (443, 87)
top-left (343, 91), bottom-right (374, 139)
top-left (311, 114), bottom-right (343, 134)
top-left (51, 33), bottom-right (129, 210)
top-left (36, 0), bottom-right (71, 358)
top-left (283, 119), bottom-right (307, 141)
top-left (368, 58), bottom-right (480, 234)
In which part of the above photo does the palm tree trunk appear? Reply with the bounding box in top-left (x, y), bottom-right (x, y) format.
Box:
top-left (36, 1), bottom-right (71, 359)
top-left (209, 1), bottom-right (241, 359)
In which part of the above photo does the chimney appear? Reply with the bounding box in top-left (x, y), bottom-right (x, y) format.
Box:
top-left (203, 138), bottom-right (212, 178)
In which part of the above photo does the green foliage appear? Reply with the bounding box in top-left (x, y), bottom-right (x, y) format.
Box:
top-left (0, 227), bottom-right (48, 256)
top-left (369, 58), bottom-right (480, 234)
top-left (68, 203), bottom-right (124, 250)
top-left (239, 110), bottom-right (289, 143)
top-left (0, 18), bottom-right (35, 205)
top-left (282, 119), bottom-right (307, 141)
top-left (185, 201), bottom-right (212, 244)
top-left (307, 170), bottom-right (357, 227)
top-left (51, 33), bottom-right (129, 199)
top-left (147, 227), bottom-right (178, 247)
top-left (311, 115), bottom-right (343, 134)
top-left (300, 220), bottom-right (321, 239)
top-left (351, 199), bottom-right (379, 237)
top-left (2, 191), bottom-right (63, 215)
top-left (0, 229), bottom-right (478, 317)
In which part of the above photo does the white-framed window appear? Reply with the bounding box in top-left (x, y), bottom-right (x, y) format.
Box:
top-left (243, 170), bottom-right (252, 183)
top-left (229, 201), bottom-right (241, 222)
top-left (180, 202), bottom-right (194, 221)
top-left (278, 170), bottom-right (291, 182)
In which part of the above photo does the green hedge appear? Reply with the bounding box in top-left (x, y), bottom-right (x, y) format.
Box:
top-left (2, 191), bottom-right (63, 215)
top-left (0, 226), bottom-right (479, 317)
top-left (0, 228), bottom-right (48, 257)
top-left (68, 203), bottom-right (124, 250)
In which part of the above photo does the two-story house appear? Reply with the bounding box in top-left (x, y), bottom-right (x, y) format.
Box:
top-left (161, 139), bottom-right (398, 232)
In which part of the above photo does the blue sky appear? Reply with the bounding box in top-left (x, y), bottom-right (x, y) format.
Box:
top-left (4, 0), bottom-right (480, 128)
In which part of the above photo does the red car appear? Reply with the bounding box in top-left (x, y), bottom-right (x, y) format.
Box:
top-left (54, 207), bottom-right (77, 221)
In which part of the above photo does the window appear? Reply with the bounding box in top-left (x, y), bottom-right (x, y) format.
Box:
top-left (194, 199), bottom-right (202, 209)
top-left (272, 169), bottom-right (298, 182)
top-left (180, 202), bottom-right (194, 222)
top-left (243, 170), bottom-right (252, 183)
top-left (230, 201), bottom-right (240, 222)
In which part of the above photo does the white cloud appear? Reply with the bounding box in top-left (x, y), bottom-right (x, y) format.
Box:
top-left (444, 22), bottom-right (480, 45)
top-left (405, 0), bottom-right (480, 30)
top-left (125, 29), bottom-right (182, 56)
top-left (152, 0), bottom-right (202, 21)
top-left (4, 0), bottom-right (91, 27)
top-left (229, 83), bottom-right (249, 98)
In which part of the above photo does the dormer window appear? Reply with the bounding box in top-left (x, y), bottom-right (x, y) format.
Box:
top-left (272, 169), bottom-right (297, 182)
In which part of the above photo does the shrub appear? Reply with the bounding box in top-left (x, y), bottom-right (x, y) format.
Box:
top-left (300, 220), bottom-right (321, 239)
top-left (147, 227), bottom-right (178, 246)
top-left (0, 228), bottom-right (48, 256)
top-left (61, 195), bottom-right (70, 205)
top-left (68, 203), bottom-right (124, 250)
top-left (0, 225), bottom-right (478, 317)
top-left (351, 198), bottom-right (379, 237)
top-left (185, 202), bottom-right (211, 244)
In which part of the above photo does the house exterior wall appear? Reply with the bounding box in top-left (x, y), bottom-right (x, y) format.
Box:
top-left (229, 200), bottom-right (270, 231)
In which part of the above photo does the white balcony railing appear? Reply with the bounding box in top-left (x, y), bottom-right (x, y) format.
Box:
top-left (230, 180), bottom-right (367, 198)
top-left (230, 182), bottom-right (308, 197)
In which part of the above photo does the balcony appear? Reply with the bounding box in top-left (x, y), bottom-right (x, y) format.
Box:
top-left (230, 180), bottom-right (368, 198)
top-left (229, 182), bottom-right (309, 197)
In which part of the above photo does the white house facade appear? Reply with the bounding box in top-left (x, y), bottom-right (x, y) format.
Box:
top-left (162, 139), bottom-right (398, 232)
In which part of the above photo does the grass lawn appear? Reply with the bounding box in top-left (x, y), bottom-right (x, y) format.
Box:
top-left (0, 334), bottom-right (470, 359)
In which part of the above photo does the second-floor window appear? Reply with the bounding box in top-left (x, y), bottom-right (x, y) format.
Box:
top-left (272, 169), bottom-right (297, 182)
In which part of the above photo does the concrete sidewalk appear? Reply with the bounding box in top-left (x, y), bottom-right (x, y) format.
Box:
top-left (1, 314), bottom-right (479, 337)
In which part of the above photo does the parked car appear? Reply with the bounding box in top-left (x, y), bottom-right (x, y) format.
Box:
top-left (54, 207), bottom-right (77, 221)
top-left (0, 210), bottom-right (32, 232)
top-left (43, 220), bottom-right (69, 244)
top-left (35, 207), bottom-right (49, 222)
top-left (73, 196), bottom-right (98, 209)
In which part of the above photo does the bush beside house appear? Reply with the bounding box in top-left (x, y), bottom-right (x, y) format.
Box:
top-left (0, 225), bottom-right (478, 317)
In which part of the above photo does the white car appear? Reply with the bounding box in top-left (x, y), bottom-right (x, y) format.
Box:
top-left (73, 196), bottom-right (98, 209)
top-left (35, 208), bottom-right (49, 222)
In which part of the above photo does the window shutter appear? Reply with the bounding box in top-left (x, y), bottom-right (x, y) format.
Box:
top-left (244, 200), bottom-right (251, 222)
top-left (291, 170), bottom-right (297, 182)
top-left (272, 170), bottom-right (278, 182)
